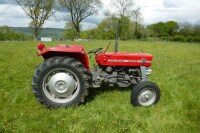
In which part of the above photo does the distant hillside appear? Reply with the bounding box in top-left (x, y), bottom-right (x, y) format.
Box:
top-left (11, 27), bottom-right (65, 40)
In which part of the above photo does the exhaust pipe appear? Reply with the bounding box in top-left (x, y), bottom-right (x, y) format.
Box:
top-left (115, 21), bottom-right (119, 52)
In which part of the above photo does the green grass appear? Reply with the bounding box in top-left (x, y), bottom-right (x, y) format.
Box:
top-left (0, 40), bottom-right (200, 132)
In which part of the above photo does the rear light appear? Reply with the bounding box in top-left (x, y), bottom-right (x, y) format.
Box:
top-left (37, 42), bottom-right (46, 51)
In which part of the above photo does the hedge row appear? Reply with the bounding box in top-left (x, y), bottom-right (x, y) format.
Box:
top-left (162, 35), bottom-right (200, 42)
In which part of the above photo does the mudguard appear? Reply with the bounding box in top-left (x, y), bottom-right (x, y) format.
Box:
top-left (37, 44), bottom-right (90, 70)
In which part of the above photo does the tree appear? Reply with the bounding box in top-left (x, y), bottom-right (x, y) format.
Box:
top-left (131, 7), bottom-right (143, 39)
top-left (194, 24), bottom-right (200, 37)
top-left (147, 21), bottom-right (179, 38)
top-left (109, 0), bottom-right (139, 40)
top-left (111, 0), bottom-right (135, 18)
top-left (96, 17), bottom-right (116, 40)
top-left (0, 26), bottom-right (33, 41)
top-left (59, 0), bottom-right (102, 39)
top-left (165, 21), bottom-right (179, 36)
top-left (120, 16), bottom-right (132, 40)
top-left (16, 0), bottom-right (55, 40)
top-left (149, 22), bottom-right (166, 37)
top-left (179, 22), bottom-right (194, 36)
top-left (64, 22), bottom-right (78, 40)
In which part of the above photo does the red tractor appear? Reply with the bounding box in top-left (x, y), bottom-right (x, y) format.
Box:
top-left (32, 42), bottom-right (160, 108)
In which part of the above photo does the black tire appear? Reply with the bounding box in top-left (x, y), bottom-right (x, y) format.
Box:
top-left (32, 56), bottom-right (91, 108)
top-left (131, 81), bottom-right (160, 107)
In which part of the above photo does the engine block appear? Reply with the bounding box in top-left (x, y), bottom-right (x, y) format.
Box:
top-left (91, 66), bottom-right (148, 88)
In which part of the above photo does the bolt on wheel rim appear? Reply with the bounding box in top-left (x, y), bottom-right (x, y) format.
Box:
top-left (138, 88), bottom-right (156, 106)
top-left (42, 68), bottom-right (80, 104)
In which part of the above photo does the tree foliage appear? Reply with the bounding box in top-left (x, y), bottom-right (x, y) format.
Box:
top-left (147, 21), bottom-right (200, 42)
top-left (1, 0), bottom-right (199, 43)
top-left (0, 26), bottom-right (33, 41)
top-left (96, 17), bottom-right (117, 40)
top-left (81, 16), bottom-right (144, 40)
top-left (179, 22), bottom-right (194, 36)
top-left (111, 0), bottom-right (135, 17)
top-left (166, 21), bottom-right (179, 36)
top-left (80, 17), bottom-right (116, 40)
top-left (119, 16), bottom-right (132, 40)
top-left (81, 19), bottom-right (200, 43)
top-left (131, 7), bottom-right (143, 39)
top-left (106, 0), bottom-right (144, 40)
top-left (147, 21), bottom-right (179, 37)
top-left (59, 0), bottom-right (102, 39)
top-left (16, 0), bottom-right (55, 40)
top-left (64, 22), bottom-right (78, 40)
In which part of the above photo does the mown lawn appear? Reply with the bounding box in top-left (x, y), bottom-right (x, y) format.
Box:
top-left (0, 40), bottom-right (200, 132)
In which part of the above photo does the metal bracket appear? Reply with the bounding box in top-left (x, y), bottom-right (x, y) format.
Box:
top-left (140, 66), bottom-right (147, 81)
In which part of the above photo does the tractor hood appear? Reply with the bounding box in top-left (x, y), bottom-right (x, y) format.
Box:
top-left (96, 52), bottom-right (153, 67)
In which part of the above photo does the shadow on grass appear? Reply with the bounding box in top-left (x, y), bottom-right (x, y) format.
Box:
top-left (84, 85), bottom-right (134, 104)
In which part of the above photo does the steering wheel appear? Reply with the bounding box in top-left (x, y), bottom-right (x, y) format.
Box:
top-left (88, 48), bottom-right (103, 54)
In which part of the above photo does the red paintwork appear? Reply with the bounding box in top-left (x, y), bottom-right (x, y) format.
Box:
top-left (95, 52), bottom-right (153, 67)
top-left (37, 42), bottom-right (46, 51)
top-left (37, 44), bottom-right (90, 70)
top-left (37, 43), bottom-right (153, 70)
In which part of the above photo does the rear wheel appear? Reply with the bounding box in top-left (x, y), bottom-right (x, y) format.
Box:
top-left (32, 56), bottom-right (91, 108)
top-left (131, 81), bottom-right (160, 107)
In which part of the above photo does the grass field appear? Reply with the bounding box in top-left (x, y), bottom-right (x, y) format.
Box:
top-left (0, 40), bottom-right (200, 132)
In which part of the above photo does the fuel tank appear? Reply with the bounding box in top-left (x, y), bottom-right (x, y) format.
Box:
top-left (95, 52), bottom-right (153, 67)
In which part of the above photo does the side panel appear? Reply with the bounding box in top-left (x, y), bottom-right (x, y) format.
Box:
top-left (95, 52), bottom-right (153, 67)
top-left (37, 45), bottom-right (90, 70)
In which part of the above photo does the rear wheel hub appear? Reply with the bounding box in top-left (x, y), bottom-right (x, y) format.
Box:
top-left (48, 73), bottom-right (75, 98)
top-left (42, 69), bottom-right (80, 104)
top-left (55, 81), bottom-right (67, 93)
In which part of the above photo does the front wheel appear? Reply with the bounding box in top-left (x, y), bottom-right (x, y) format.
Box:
top-left (131, 81), bottom-right (160, 107)
top-left (32, 56), bottom-right (91, 108)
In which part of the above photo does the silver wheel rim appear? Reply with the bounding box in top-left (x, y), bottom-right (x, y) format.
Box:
top-left (42, 68), bottom-right (80, 104)
top-left (138, 88), bottom-right (156, 106)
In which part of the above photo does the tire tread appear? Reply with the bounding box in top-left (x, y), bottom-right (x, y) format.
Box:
top-left (32, 56), bottom-right (91, 108)
top-left (131, 81), bottom-right (160, 107)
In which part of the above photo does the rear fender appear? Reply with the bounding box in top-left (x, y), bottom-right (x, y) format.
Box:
top-left (37, 44), bottom-right (90, 70)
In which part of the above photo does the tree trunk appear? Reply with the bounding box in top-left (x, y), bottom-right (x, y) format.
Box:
top-left (135, 22), bottom-right (138, 39)
top-left (115, 20), bottom-right (119, 52)
top-left (77, 31), bottom-right (80, 40)
top-left (34, 34), bottom-right (37, 41)
top-left (76, 25), bottom-right (80, 40)
top-left (33, 28), bottom-right (38, 41)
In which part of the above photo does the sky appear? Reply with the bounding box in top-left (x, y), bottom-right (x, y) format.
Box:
top-left (0, 0), bottom-right (200, 30)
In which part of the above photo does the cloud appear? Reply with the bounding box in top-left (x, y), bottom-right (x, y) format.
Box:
top-left (134, 0), bottom-right (200, 25)
top-left (83, 16), bottom-right (102, 25)
top-left (163, 0), bottom-right (199, 8)
top-left (81, 22), bottom-right (97, 30)
top-left (0, 0), bottom-right (200, 29)
top-left (0, 1), bottom-right (103, 29)
top-left (0, 4), bottom-right (30, 27)
top-left (101, 0), bottom-right (200, 25)
top-left (0, 0), bottom-right (16, 5)
top-left (43, 20), bottom-right (65, 29)
top-left (0, 4), bottom-right (26, 17)
top-left (0, 17), bottom-right (5, 21)
top-left (135, 0), bottom-right (163, 7)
